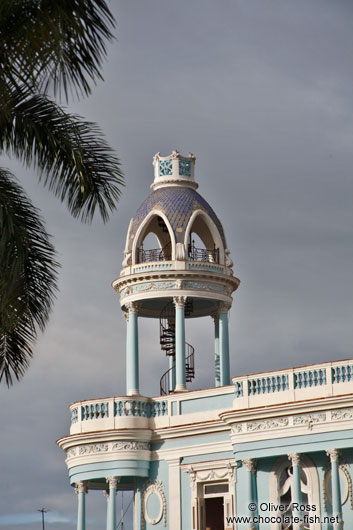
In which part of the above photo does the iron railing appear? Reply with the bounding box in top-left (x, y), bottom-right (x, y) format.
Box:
top-left (188, 240), bottom-right (219, 263)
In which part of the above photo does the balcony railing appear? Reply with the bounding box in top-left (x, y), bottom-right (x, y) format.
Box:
top-left (137, 242), bottom-right (171, 263)
top-left (188, 241), bottom-right (219, 264)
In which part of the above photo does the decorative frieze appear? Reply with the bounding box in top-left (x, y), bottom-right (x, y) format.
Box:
top-left (79, 444), bottom-right (109, 455)
top-left (331, 408), bottom-right (353, 421)
top-left (112, 441), bottom-right (150, 451)
top-left (68, 440), bottom-right (151, 459)
top-left (293, 412), bottom-right (326, 430)
top-left (247, 417), bottom-right (289, 432)
top-left (232, 424), bottom-right (243, 433)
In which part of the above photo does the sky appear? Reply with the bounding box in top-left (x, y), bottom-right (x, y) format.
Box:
top-left (1, 1), bottom-right (353, 528)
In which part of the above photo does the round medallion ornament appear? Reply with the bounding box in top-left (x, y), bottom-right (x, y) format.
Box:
top-left (142, 481), bottom-right (167, 527)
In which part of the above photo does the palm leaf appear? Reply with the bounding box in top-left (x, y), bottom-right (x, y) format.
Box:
top-left (0, 0), bottom-right (116, 99)
top-left (0, 82), bottom-right (124, 223)
top-left (0, 168), bottom-right (59, 385)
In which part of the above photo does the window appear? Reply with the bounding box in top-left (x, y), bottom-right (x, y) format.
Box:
top-left (269, 455), bottom-right (321, 530)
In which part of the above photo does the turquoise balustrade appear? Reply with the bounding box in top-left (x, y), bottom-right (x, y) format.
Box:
top-left (81, 402), bottom-right (109, 421)
top-left (332, 364), bottom-right (353, 383)
top-left (71, 407), bottom-right (78, 424)
top-left (114, 400), bottom-right (168, 418)
top-left (248, 375), bottom-right (289, 395)
top-left (294, 368), bottom-right (327, 389)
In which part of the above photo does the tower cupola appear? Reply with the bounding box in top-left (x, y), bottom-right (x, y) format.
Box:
top-left (113, 151), bottom-right (239, 396)
top-left (151, 150), bottom-right (197, 190)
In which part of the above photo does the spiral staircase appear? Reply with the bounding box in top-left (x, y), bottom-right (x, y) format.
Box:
top-left (159, 300), bottom-right (195, 395)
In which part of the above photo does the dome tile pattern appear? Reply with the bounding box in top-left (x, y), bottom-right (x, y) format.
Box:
top-left (130, 187), bottom-right (226, 246)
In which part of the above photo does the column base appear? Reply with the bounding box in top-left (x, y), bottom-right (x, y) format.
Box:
top-left (174, 384), bottom-right (187, 393)
top-left (127, 389), bottom-right (140, 396)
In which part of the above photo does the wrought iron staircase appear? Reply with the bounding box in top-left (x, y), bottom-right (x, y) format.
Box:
top-left (159, 300), bottom-right (195, 395)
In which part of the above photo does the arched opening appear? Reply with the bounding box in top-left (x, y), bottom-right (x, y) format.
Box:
top-left (133, 213), bottom-right (174, 264)
top-left (185, 211), bottom-right (224, 264)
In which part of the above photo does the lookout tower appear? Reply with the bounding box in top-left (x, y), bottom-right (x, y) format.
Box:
top-left (113, 150), bottom-right (240, 395)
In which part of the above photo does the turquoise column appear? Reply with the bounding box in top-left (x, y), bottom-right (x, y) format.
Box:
top-left (213, 314), bottom-right (220, 386)
top-left (326, 449), bottom-right (343, 530)
top-left (219, 304), bottom-right (230, 386)
top-left (169, 355), bottom-right (176, 392)
top-left (288, 454), bottom-right (303, 530)
top-left (242, 459), bottom-right (258, 530)
top-left (126, 303), bottom-right (139, 396)
top-left (174, 297), bottom-right (186, 392)
top-left (104, 490), bottom-right (109, 530)
top-left (106, 477), bottom-right (118, 530)
top-left (75, 481), bottom-right (87, 530)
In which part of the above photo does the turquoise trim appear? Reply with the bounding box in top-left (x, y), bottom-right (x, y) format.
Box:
top-left (159, 160), bottom-right (172, 176)
top-left (69, 460), bottom-right (150, 484)
top-left (179, 393), bottom-right (233, 414)
top-left (182, 451), bottom-right (234, 464)
top-left (233, 429), bottom-right (353, 459)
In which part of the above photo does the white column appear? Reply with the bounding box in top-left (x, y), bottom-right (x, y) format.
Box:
top-left (174, 296), bottom-right (187, 392)
top-left (75, 481), bottom-right (87, 530)
top-left (242, 459), bottom-right (258, 530)
top-left (125, 302), bottom-right (139, 396)
top-left (212, 313), bottom-right (220, 386)
top-left (288, 454), bottom-right (303, 530)
top-left (219, 303), bottom-right (231, 386)
top-left (326, 449), bottom-right (343, 530)
top-left (168, 458), bottom-right (181, 530)
top-left (106, 477), bottom-right (118, 530)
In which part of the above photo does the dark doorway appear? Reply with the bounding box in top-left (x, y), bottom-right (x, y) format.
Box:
top-left (205, 496), bottom-right (224, 530)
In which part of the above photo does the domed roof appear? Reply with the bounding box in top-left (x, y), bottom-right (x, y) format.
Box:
top-left (129, 186), bottom-right (226, 247)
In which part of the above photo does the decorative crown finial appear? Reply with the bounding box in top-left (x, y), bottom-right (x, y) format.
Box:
top-left (151, 150), bottom-right (197, 191)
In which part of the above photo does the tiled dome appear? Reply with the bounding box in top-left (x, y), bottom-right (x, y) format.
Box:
top-left (129, 186), bottom-right (226, 246)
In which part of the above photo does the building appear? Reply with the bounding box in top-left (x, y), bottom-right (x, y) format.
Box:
top-left (58, 151), bottom-right (353, 530)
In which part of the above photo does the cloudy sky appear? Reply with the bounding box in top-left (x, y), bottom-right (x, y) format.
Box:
top-left (1, 1), bottom-right (353, 528)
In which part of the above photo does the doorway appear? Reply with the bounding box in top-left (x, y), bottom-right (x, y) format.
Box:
top-left (205, 496), bottom-right (224, 530)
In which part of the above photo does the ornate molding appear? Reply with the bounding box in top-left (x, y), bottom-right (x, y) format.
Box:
top-left (288, 453), bottom-right (301, 466)
top-left (75, 481), bottom-right (88, 494)
top-left (112, 441), bottom-right (150, 451)
top-left (326, 448), bottom-right (340, 463)
top-left (126, 301), bottom-right (138, 314)
top-left (106, 476), bottom-right (119, 489)
top-left (232, 424), bottom-right (242, 433)
top-left (78, 444), bottom-right (108, 455)
top-left (142, 481), bottom-right (167, 528)
top-left (218, 301), bottom-right (231, 312)
top-left (242, 459), bottom-right (257, 474)
top-left (173, 296), bottom-right (187, 308)
top-left (247, 417), bottom-right (289, 432)
top-left (331, 408), bottom-right (353, 421)
top-left (293, 412), bottom-right (326, 430)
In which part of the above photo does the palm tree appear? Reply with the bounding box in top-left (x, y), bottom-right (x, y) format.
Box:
top-left (0, 1), bottom-right (124, 385)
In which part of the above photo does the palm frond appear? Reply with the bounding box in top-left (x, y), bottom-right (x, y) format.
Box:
top-left (0, 83), bottom-right (124, 223)
top-left (0, 0), bottom-right (116, 99)
top-left (0, 169), bottom-right (59, 385)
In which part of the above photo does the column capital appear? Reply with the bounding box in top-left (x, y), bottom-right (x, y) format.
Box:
top-left (326, 448), bottom-right (340, 463)
top-left (173, 296), bottom-right (187, 308)
top-left (126, 302), bottom-right (138, 314)
top-left (288, 453), bottom-right (301, 466)
top-left (75, 481), bottom-right (88, 494)
top-left (211, 311), bottom-right (220, 323)
top-left (106, 476), bottom-right (119, 489)
top-left (103, 490), bottom-right (109, 500)
top-left (218, 301), bottom-right (231, 313)
top-left (242, 458), bottom-right (257, 473)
